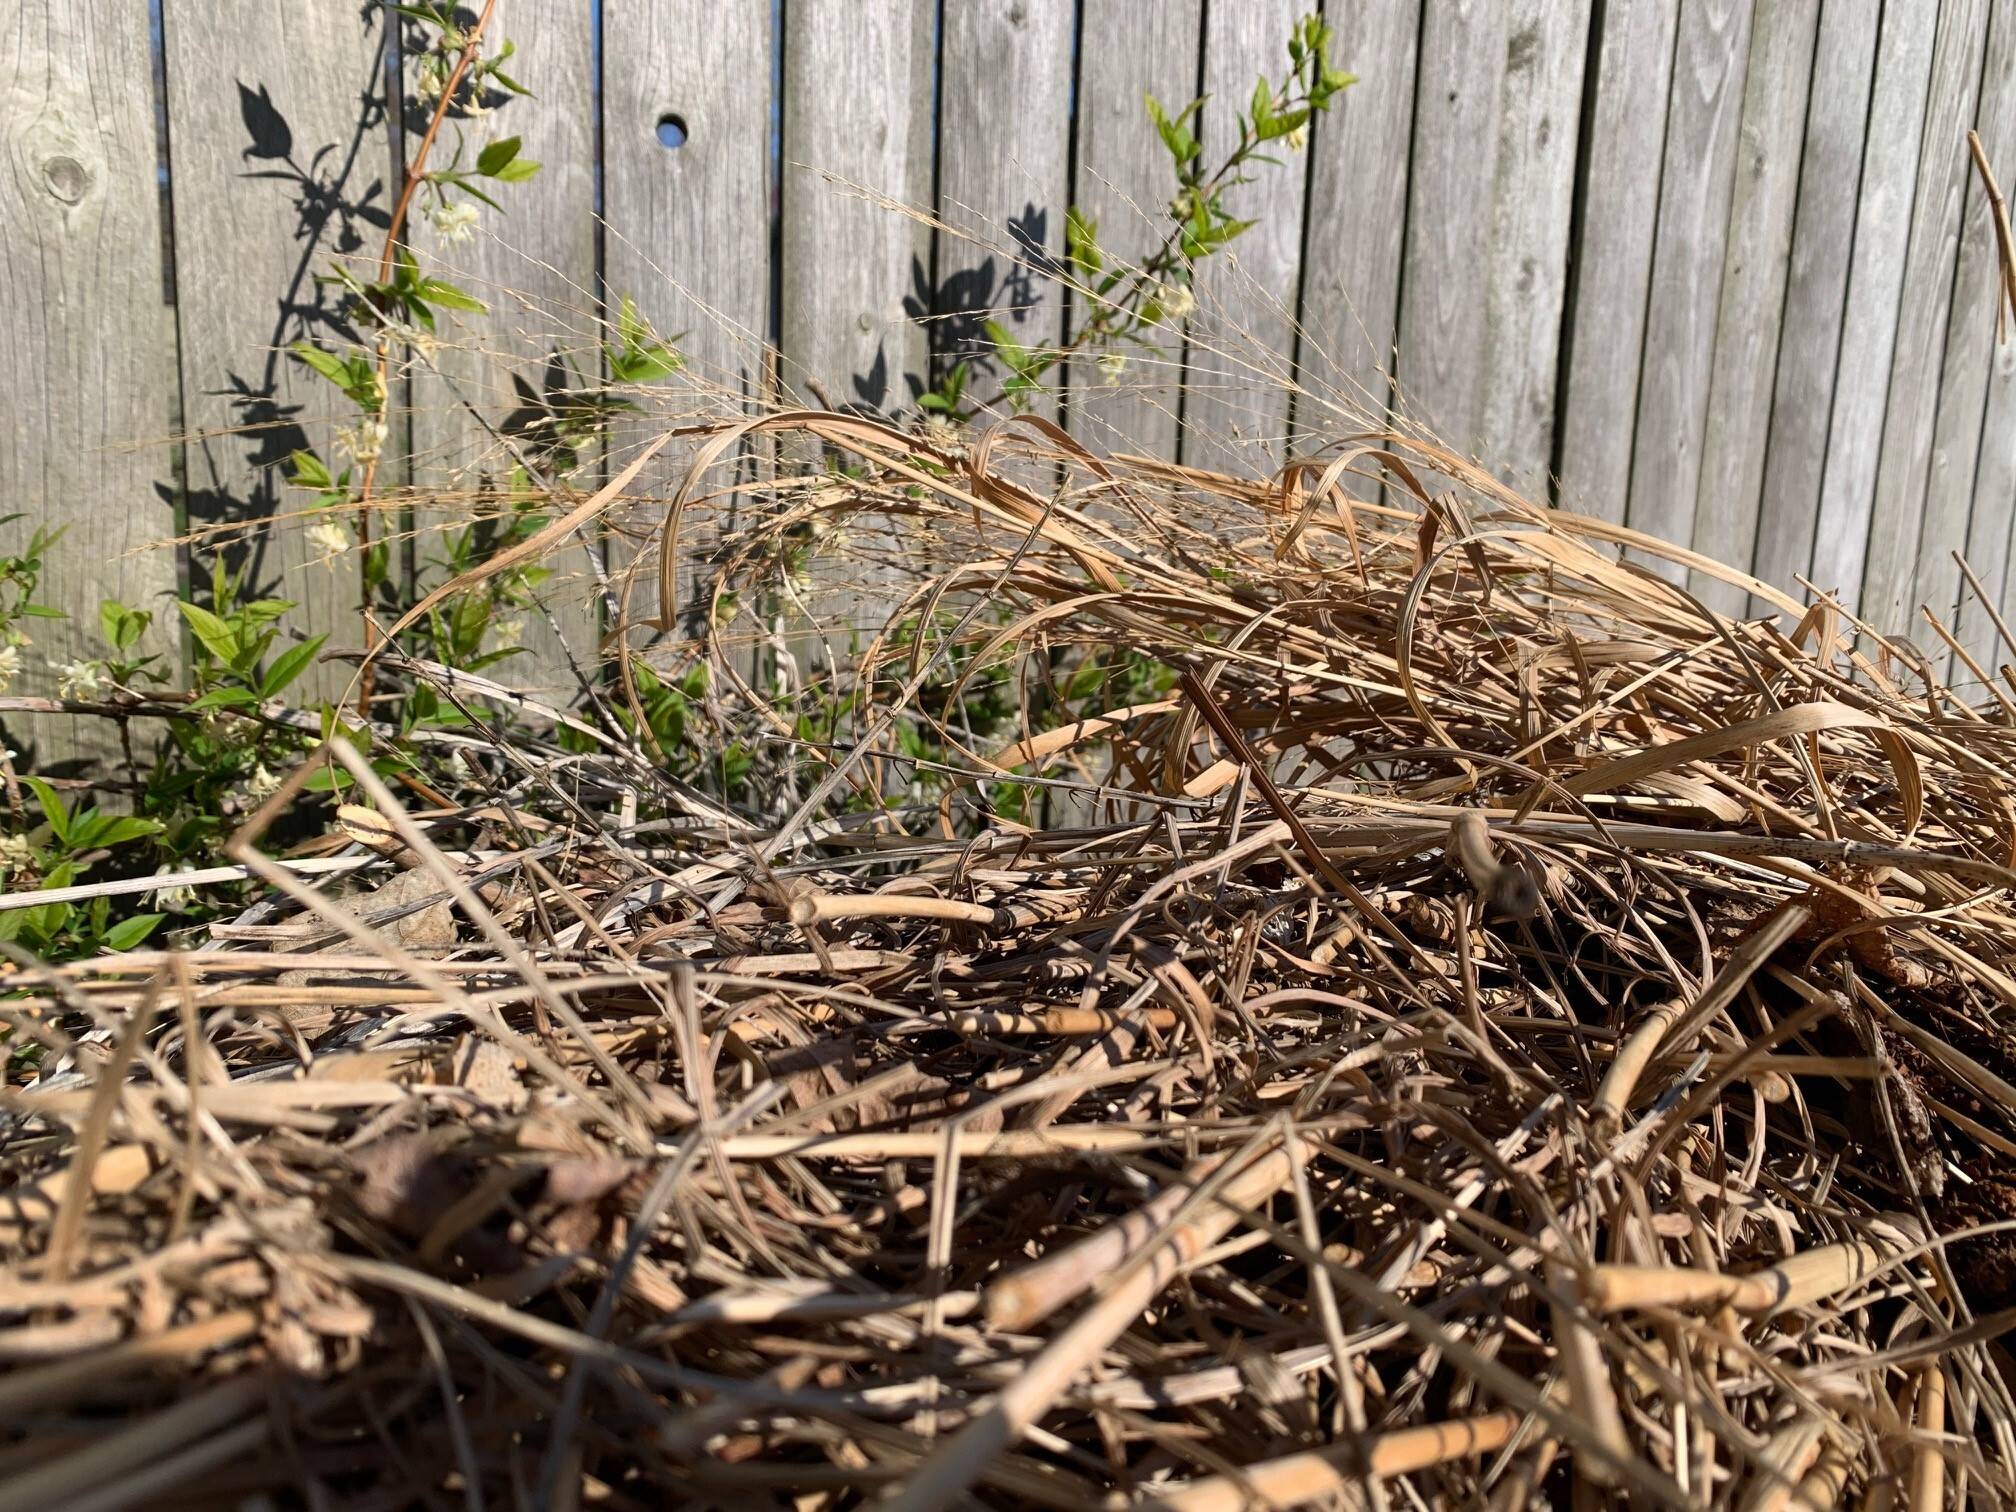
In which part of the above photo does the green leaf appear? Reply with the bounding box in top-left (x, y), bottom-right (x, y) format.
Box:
top-left (288, 449), bottom-right (335, 489)
top-left (1251, 76), bottom-right (1272, 125)
top-left (417, 277), bottom-right (488, 313)
top-left (490, 156), bottom-right (540, 183)
top-left (88, 816), bottom-right (163, 849)
top-left (104, 913), bottom-right (166, 951)
top-left (261, 634), bottom-right (326, 698)
top-left (188, 687), bottom-right (258, 711)
top-left (290, 342), bottom-right (350, 387)
top-left (983, 319), bottom-right (1032, 375)
top-left (608, 342), bottom-right (681, 383)
top-left (476, 136), bottom-right (523, 176)
top-left (18, 604), bottom-right (64, 619)
top-left (1065, 206), bottom-right (1101, 275)
top-left (177, 601), bottom-right (239, 664)
top-left (20, 776), bottom-right (69, 845)
top-left (1256, 106), bottom-right (1310, 142)
top-left (617, 294), bottom-right (648, 351)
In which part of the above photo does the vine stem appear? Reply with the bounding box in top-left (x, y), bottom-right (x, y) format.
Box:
top-left (350, 0), bottom-right (500, 719)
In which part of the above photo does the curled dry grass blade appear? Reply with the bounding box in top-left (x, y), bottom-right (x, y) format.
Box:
top-left (10, 410), bottom-right (2016, 1506)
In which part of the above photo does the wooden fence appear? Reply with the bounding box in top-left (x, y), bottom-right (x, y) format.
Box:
top-left (7, 0), bottom-right (2016, 767)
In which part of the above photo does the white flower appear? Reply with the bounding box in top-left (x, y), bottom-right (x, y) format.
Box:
top-left (244, 763), bottom-right (282, 801)
top-left (1097, 351), bottom-right (1128, 386)
top-left (0, 644), bottom-right (19, 692)
top-left (445, 750), bottom-right (471, 784)
top-left (307, 518), bottom-right (353, 557)
top-left (416, 67), bottom-right (446, 101)
top-left (151, 864), bottom-right (197, 912)
top-left (1283, 122), bottom-right (1310, 152)
top-left (491, 617), bottom-right (525, 648)
top-left (336, 417), bottom-right (388, 464)
top-left (0, 832), bottom-right (31, 873)
top-left (57, 660), bottom-right (105, 699)
top-left (1153, 281), bottom-right (1197, 323)
top-left (430, 200), bottom-right (480, 245)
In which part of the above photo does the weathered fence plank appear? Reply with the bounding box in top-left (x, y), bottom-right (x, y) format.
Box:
top-left (1749, 0), bottom-right (1880, 613)
top-left (1687, 0), bottom-right (1818, 616)
top-left (1624, 0), bottom-right (1754, 582)
top-left (1861, 0), bottom-right (1991, 645)
top-left (780, 1), bottom-right (933, 423)
top-left (1950, 6), bottom-right (2016, 678)
top-left (1070, 0), bottom-right (1205, 460)
top-left (1809, 1), bottom-right (1937, 609)
top-left (1396, 0), bottom-right (1509, 464)
top-left (936, 0), bottom-right (1074, 428)
top-left (1475, 0), bottom-right (1590, 498)
top-left (1555, 0), bottom-right (1679, 525)
top-left (1182, 0), bottom-right (1308, 474)
top-left (0, 0), bottom-right (180, 769)
top-left (162, 0), bottom-right (394, 705)
top-left (1293, 0), bottom-right (1420, 442)
top-left (407, 2), bottom-right (598, 698)
top-left (603, 0), bottom-right (774, 651)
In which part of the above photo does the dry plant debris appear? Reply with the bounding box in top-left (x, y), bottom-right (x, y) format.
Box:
top-left (8, 415), bottom-right (2016, 1507)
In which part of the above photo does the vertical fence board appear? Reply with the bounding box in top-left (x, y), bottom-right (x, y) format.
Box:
top-left (1475, 0), bottom-right (1590, 497)
top-left (1861, 0), bottom-right (1990, 647)
top-left (162, 1), bottom-right (393, 706)
top-left (1293, 0), bottom-right (1420, 441)
top-left (936, 0), bottom-right (1073, 427)
top-left (406, 3), bottom-right (598, 699)
top-left (603, 2), bottom-right (774, 650)
top-left (1749, 0), bottom-right (1880, 613)
top-left (1809, 2), bottom-right (1937, 609)
top-left (1687, 0), bottom-right (1818, 616)
top-left (1956, 11), bottom-right (2016, 676)
top-left (780, 1), bottom-right (932, 420)
top-left (1555, 0), bottom-right (1678, 524)
top-left (1070, 0), bottom-right (1204, 459)
top-left (1182, 0), bottom-right (1307, 474)
top-left (0, 0), bottom-right (180, 769)
top-left (1624, 0), bottom-right (1753, 581)
top-left (1395, 0), bottom-right (1509, 461)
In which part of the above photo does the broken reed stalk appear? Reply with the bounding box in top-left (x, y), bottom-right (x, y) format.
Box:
top-left (1584, 1222), bottom-right (1910, 1317)
top-left (1128, 1409), bottom-right (1523, 1512)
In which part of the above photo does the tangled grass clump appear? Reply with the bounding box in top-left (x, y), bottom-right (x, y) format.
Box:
top-left (8, 414), bottom-right (2016, 1507)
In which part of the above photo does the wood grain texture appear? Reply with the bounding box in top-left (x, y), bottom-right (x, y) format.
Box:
top-left (1749, 0), bottom-right (1880, 611)
top-left (603, 0), bottom-right (775, 648)
top-left (937, 0), bottom-right (1073, 427)
top-left (1555, 0), bottom-right (1679, 524)
top-left (1860, 0), bottom-right (1990, 642)
top-left (162, 0), bottom-right (394, 705)
top-left (1395, 0), bottom-right (1509, 463)
top-left (1686, 0), bottom-right (1818, 616)
top-left (0, 0), bottom-right (180, 768)
top-left (1475, 0), bottom-right (1590, 497)
top-left (1957, 8), bottom-right (2016, 677)
top-left (1294, 0), bottom-right (1418, 444)
top-left (1182, 0), bottom-right (1308, 474)
top-left (1624, 0), bottom-right (1754, 581)
top-left (779, 0), bottom-right (932, 419)
top-left (406, 2), bottom-right (598, 700)
top-left (1069, 0), bottom-right (1204, 460)
top-left (1808, 0), bottom-right (1937, 607)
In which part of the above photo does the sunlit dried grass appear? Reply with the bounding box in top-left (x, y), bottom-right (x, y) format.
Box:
top-left (9, 403), bottom-right (2016, 1507)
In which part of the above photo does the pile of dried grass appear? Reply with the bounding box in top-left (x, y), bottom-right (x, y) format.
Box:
top-left (8, 416), bottom-right (2016, 1508)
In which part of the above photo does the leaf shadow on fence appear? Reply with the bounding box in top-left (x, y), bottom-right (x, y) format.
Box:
top-left (174, 67), bottom-right (391, 601)
top-left (840, 201), bottom-right (1060, 420)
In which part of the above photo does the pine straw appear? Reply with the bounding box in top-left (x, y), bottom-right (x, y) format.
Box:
top-left (9, 417), bottom-right (2016, 1507)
